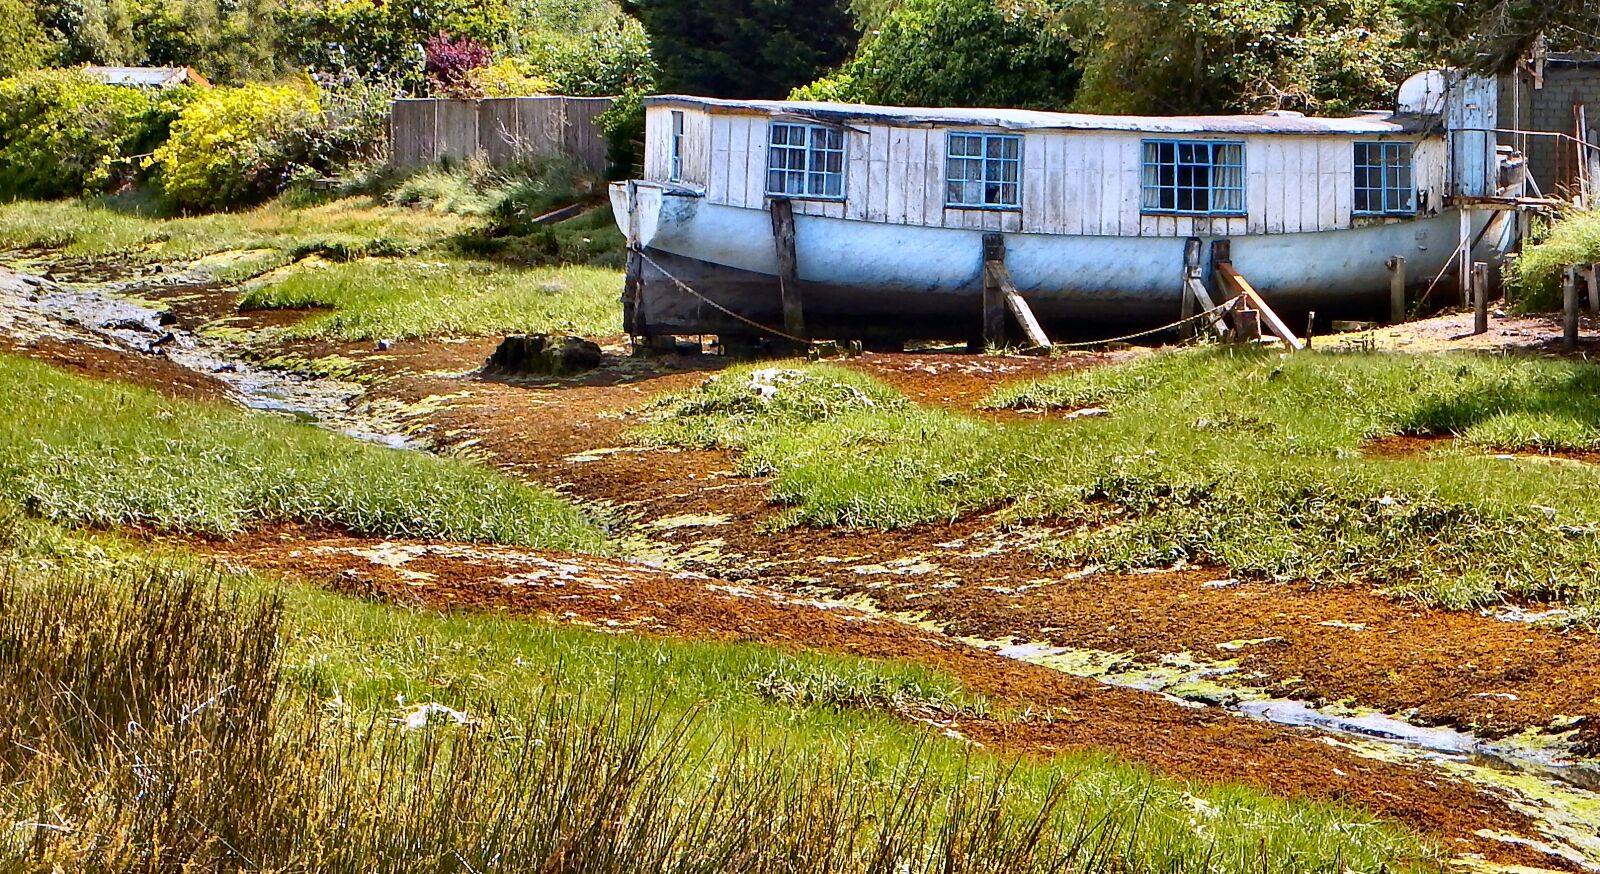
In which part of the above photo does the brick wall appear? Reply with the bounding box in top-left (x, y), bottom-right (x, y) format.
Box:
top-left (1500, 63), bottom-right (1600, 196)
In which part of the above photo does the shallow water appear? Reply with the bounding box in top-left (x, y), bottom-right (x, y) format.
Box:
top-left (0, 268), bottom-right (413, 449)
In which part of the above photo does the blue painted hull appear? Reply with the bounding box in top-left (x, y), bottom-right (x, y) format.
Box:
top-left (612, 183), bottom-right (1510, 342)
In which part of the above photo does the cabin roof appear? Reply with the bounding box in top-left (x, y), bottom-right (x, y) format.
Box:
top-left (644, 96), bottom-right (1434, 136)
top-left (82, 66), bottom-right (212, 89)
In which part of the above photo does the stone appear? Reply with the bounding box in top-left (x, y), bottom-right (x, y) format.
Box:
top-left (484, 334), bottom-right (603, 377)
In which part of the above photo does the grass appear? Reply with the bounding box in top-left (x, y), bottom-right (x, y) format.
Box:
top-left (1507, 209), bottom-right (1600, 311)
top-left (0, 514), bottom-right (1438, 873)
top-left (638, 351), bottom-right (1600, 609)
top-left (238, 256), bottom-right (623, 340)
top-left (0, 354), bottom-right (605, 549)
top-left (0, 194), bottom-right (470, 271)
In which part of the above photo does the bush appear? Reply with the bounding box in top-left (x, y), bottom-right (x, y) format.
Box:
top-left (792, 0), bottom-right (1080, 110)
top-left (0, 69), bottom-right (160, 200)
top-left (1506, 210), bottom-right (1600, 311)
top-left (153, 82), bottom-right (324, 211)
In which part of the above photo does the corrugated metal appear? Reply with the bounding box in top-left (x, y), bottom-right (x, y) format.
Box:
top-left (645, 95), bottom-right (1427, 136)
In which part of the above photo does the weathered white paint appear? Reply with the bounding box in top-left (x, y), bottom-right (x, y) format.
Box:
top-left (649, 106), bottom-right (1447, 241)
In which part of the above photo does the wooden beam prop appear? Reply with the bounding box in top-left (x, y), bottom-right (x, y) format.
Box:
top-left (1387, 256), bottom-right (1407, 324)
top-left (1215, 263), bottom-right (1305, 351)
top-left (981, 234), bottom-right (1009, 346)
top-left (1472, 261), bottom-right (1489, 335)
top-left (770, 198), bottom-right (806, 342)
top-left (1588, 263), bottom-right (1600, 313)
top-left (978, 234), bottom-right (1052, 349)
top-left (1565, 265), bottom-right (1581, 351)
top-left (1180, 238), bottom-right (1200, 339)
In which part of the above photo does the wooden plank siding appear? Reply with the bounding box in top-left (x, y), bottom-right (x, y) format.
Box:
top-left (681, 111), bottom-right (1441, 238)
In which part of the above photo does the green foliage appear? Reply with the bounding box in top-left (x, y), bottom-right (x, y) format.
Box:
top-left (0, 68), bottom-right (158, 199)
top-left (1506, 210), bottom-right (1600, 312)
top-left (626, 0), bottom-right (857, 98)
top-left (238, 257), bottom-right (623, 340)
top-left (152, 81), bottom-right (322, 211)
top-left (795, 0), bottom-right (1080, 109)
top-left (597, 87), bottom-right (648, 179)
top-left (0, 195), bottom-right (469, 265)
top-left (1072, 0), bottom-right (1423, 114)
top-left (0, 354), bottom-right (606, 548)
top-left (642, 351), bottom-right (1600, 609)
top-left (525, 9), bottom-right (657, 97)
top-left (0, 0), bottom-right (52, 78)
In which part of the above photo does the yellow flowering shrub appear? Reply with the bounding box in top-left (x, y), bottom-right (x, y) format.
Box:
top-left (153, 83), bottom-right (323, 211)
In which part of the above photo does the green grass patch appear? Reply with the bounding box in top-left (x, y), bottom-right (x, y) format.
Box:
top-left (239, 256), bottom-right (623, 340)
top-left (640, 352), bottom-right (1600, 608)
top-left (1507, 209), bottom-right (1600, 311)
top-left (0, 517), bottom-right (1438, 873)
top-left (0, 195), bottom-right (471, 266)
top-left (0, 354), bottom-right (604, 549)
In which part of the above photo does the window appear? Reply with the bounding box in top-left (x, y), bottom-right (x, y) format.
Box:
top-left (766, 122), bottom-right (846, 199)
top-left (669, 111), bottom-right (684, 182)
top-left (1354, 141), bottom-right (1414, 215)
top-left (946, 133), bottom-right (1021, 209)
top-left (1141, 140), bottom-right (1246, 215)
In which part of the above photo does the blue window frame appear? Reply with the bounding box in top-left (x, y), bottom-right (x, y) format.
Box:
top-left (766, 122), bottom-right (846, 199)
top-left (1141, 140), bottom-right (1246, 215)
top-left (669, 110), bottom-right (684, 182)
top-left (1354, 141), bottom-right (1414, 215)
top-left (946, 132), bottom-right (1021, 209)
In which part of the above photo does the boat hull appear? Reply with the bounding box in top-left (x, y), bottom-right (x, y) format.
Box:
top-left (612, 184), bottom-right (1508, 343)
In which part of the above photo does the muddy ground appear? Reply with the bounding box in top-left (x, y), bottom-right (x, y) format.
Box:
top-left (7, 260), bottom-right (1600, 870)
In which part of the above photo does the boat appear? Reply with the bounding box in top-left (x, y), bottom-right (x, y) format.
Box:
top-left (612, 73), bottom-right (1521, 347)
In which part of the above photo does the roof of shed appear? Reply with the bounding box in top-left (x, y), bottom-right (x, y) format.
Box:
top-left (82, 66), bottom-right (211, 88)
top-left (644, 96), bottom-right (1434, 136)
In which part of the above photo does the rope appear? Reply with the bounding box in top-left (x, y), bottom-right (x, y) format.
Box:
top-left (636, 249), bottom-right (810, 345)
top-left (1036, 296), bottom-right (1243, 350)
top-left (635, 247), bottom-right (1243, 351)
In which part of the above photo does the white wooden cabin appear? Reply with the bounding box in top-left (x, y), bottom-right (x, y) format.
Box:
top-left (613, 86), bottom-right (1510, 345)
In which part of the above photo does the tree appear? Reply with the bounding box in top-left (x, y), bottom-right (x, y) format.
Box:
top-left (1392, 0), bottom-right (1600, 70)
top-left (0, 0), bottom-right (54, 77)
top-left (624, 0), bottom-right (858, 98)
top-left (795, 0), bottom-right (1081, 109)
top-left (1070, 0), bottom-right (1422, 115)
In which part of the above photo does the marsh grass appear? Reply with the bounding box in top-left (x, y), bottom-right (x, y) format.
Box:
top-left (238, 256), bottom-right (623, 340)
top-left (640, 352), bottom-right (1600, 608)
top-left (1507, 209), bottom-right (1600, 311)
top-left (0, 524), bottom-right (1436, 874)
top-left (0, 354), bottom-right (604, 549)
top-left (0, 195), bottom-right (469, 267)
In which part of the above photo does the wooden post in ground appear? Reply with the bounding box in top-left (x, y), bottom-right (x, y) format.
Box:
top-left (1387, 256), bottom-right (1407, 324)
top-left (769, 198), bottom-right (806, 343)
top-left (981, 233), bottom-right (1008, 347)
top-left (1214, 262), bottom-right (1304, 350)
top-left (1564, 265), bottom-right (1581, 350)
top-left (1588, 263), bottom-right (1600, 313)
top-left (1472, 261), bottom-right (1489, 335)
top-left (1458, 208), bottom-right (1472, 308)
top-left (1180, 238), bottom-right (1201, 340)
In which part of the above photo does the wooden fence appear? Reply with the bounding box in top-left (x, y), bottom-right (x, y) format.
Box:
top-left (390, 96), bottom-right (613, 173)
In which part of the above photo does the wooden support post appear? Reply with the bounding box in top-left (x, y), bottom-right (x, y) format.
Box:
top-left (1214, 262), bottom-right (1304, 351)
top-left (1472, 261), bottom-right (1489, 335)
top-left (769, 198), bottom-right (806, 343)
top-left (1234, 299), bottom-right (1262, 342)
top-left (1305, 311), bottom-right (1315, 349)
top-left (1180, 238), bottom-right (1201, 340)
top-left (1458, 208), bottom-right (1472, 307)
top-left (981, 233), bottom-right (1008, 347)
top-left (1564, 265), bottom-right (1581, 351)
top-left (1588, 263), bottom-right (1600, 313)
top-left (1387, 256), bottom-right (1407, 324)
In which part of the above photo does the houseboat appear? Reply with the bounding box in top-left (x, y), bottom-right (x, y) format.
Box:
top-left (612, 73), bottom-right (1518, 347)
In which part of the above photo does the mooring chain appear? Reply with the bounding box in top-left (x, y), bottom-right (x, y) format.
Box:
top-left (635, 247), bottom-right (1243, 352)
